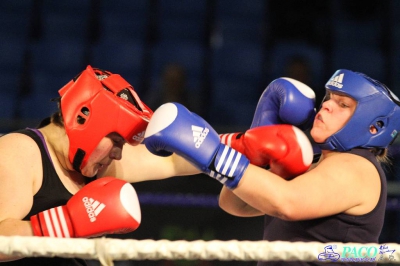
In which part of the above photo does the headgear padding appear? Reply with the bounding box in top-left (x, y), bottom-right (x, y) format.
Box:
top-left (59, 65), bottom-right (153, 171)
top-left (318, 69), bottom-right (400, 151)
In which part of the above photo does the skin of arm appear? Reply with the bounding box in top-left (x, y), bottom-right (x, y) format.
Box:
top-left (0, 129), bottom-right (199, 261)
top-left (219, 151), bottom-right (381, 221)
top-left (100, 143), bottom-right (201, 182)
top-left (0, 134), bottom-right (42, 261)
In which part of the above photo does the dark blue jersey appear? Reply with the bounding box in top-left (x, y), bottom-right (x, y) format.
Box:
top-left (258, 149), bottom-right (387, 266)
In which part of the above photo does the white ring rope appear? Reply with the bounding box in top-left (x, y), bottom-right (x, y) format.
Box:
top-left (0, 237), bottom-right (399, 265)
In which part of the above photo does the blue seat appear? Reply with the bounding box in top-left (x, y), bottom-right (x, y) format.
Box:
top-left (0, 55), bottom-right (25, 125)
top-left (390, 0), bottom-right (400, 26)
top-left (89, 40), bottom-right (145, 92)
top-left (0, 1), bottom-right (34, 13)
top-left (0, 38), bottom-right (27, 74)
top-left (41, 14), bottom-right (90, 41)
top-left (29, 39), bottom-right (86, 74)
top-left (208, 42), bottom-right (265, 127)
top-left (158, 19), bottom-right (208, 43)
top-left (0, 0), bottom-right (33, 39)
top-left (98, 0), bottom-right (150, 43)
top-left (41, 0), bottom-right (91, 13)
top-left (0, 70), bottom-right (22, 95)
top-left (213, 18), bottom-right (267, 46)
top-left (149, 41), bottom-right (206, 92)
top-left (0, 93), bottom-right (17, 118)
top-left (0, 13), bottom-right (31, 43)
top-left (31, 71), bottom-right (73, 95)
top-left (269, 41), bottom-right (325, 86)
top-left (209, 78), bottom-right (259, 127)
top-left (390, 47), bottom-right (400, 95)
top-left (331, 19), bottom-right (382, 50)
top-left (0, 92), bottom-right (18, 132)
top-left (207, 98), bottom-right (257, 129)
top-left (40, 0), bottom-right (92, 41)
top-left (159, 0), bottom-right (208, 17)
top-left (98, 0), bottom-right (149, 17)
top-left (212, 0), bottom-right (267, 46)
top-left (210, 42), bottom-right (265, 91)
top-left (30, 39), bottom-right (87, 74)
top-left (0, 71), bottom-right (20, 119)
top-left (331, 46), bottom-right (385, 82)
top-left (19, 93), bottom-right (59, 121)
top-left (389, 0), bottom-right (400, 93)
top-left (98, 14), bottom-right (150, 43)
top-left (215, 0), bottom-right (266, 21)
top-left (0, 1), bottom-right (31, 64)
top-left (157, 0), bottom-right (208, 42)
top-left (29, 39), bottom-right (87, 94)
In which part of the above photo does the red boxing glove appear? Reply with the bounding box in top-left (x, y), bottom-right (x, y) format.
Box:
top-left (30, 177), bottom-right (141, 238)
top-left (220, 124), bottom-right (313, 179)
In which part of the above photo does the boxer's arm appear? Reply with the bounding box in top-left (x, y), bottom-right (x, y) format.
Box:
top-left (229, 152), bottom-right (378, 221)
top-left (219, 186), bottom-right (264, 217)
top-left (0, 134), bottom-right (44, 262)
top-left (102, 143), bottom-right (201, 183)
top-left (218, 125), bottom-right (314, 216)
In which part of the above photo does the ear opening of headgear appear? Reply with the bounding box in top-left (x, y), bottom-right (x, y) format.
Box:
top-left (317, 69), bottom-right (400, 152)
top-left (59, 65), bottom-right (153, 172)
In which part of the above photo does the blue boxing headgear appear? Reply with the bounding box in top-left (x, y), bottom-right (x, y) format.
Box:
top-left (317, 69), bottom-right (400, 152)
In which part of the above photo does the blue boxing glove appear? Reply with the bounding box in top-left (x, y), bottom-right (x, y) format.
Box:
top-left (144, 102), bottom-right (250, 189)
top-left (250, 77), bottom-right (316, 130)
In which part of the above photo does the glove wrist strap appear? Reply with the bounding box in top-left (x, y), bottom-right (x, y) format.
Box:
top-left (208, 144), bottom-right (249, 189)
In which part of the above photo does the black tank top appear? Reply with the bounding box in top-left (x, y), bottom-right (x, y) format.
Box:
top-left (2, 128), bottom-right (88, 266)
top-left (258, 149), bottom-right (387, 266)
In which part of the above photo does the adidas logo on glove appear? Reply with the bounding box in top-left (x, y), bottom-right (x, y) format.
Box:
top-left (132, 131), bottom-right (145, 142)
top-left (192, 125), bottom-right (209, 148)
top-left (82, 197), bottom-right (106, 222)
top-left (327, 73), bottom-right (344, 89)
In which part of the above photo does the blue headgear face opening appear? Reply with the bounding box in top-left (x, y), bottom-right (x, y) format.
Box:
top-left (317, 69), bottom-right (400, 151)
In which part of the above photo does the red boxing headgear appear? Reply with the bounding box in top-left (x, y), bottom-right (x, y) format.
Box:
top-left (59, 65), bottom-right (153, 171)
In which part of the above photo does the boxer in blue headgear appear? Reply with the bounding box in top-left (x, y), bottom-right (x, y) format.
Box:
top-left (214, 69), bottom-right (397, 266)
top-left (317, 69), bottom-right (400, 153)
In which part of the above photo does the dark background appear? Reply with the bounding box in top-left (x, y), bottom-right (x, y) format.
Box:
top-left (0, 1), bottom-right (399, 265)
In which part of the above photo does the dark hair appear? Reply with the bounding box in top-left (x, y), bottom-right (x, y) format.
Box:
top-left (51, 111), bottom-right (64, 126)
top-left (37, 97), bottom-right (64, 128)
top-left (36, 112), bottom-right (63, 129)
top-left (373, 148), bottom-right (390, 164)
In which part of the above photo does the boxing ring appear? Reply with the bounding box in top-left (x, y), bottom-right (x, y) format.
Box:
top-left (1, 128), bottom-right (400, 265)
top-left (1, 236), bottom-right (400, 265)
top-left (1, 192), bottom-right (400, 265)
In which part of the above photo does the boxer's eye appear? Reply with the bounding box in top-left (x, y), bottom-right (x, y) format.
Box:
top-left (323, 91), bottom-right (331, 101)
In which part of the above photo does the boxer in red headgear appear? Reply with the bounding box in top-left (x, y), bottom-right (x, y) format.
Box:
top-left (59, 65), bottom-right (153, 171)
top-left (0, 65), bottom-right (199, 265)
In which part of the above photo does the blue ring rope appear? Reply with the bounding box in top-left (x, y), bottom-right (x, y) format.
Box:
top-left (138, 193), bottom-right (400, 211)
top-left (138, 193), bottom-right (220, 208)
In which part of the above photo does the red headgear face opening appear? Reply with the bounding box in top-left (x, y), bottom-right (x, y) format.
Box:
top-left (59, 65), bottom-right (153, 171)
